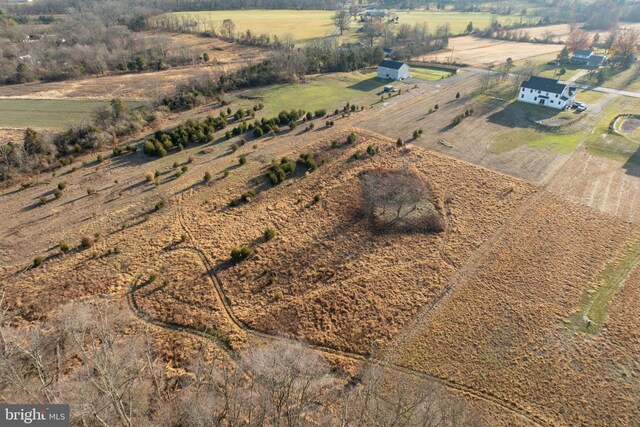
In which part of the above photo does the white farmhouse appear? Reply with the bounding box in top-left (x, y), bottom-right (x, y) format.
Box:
top-left (377, 60), bottom-right (410, 81)
top-left (518, 76), bottom-right (576, 110)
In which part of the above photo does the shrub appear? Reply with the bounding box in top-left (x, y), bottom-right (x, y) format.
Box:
top-left (57, 182), bottom-right (67, 190)
top-left (97, 154), bottom-right (104, 163)
top-left (314, 194), bottom-right (321, 203)
top-left (413, 130), bottom-right (420, 139)
top-left (331, 140), bottom-right (339, 149)
top-left (181, 165), bottom-right (188, 172)
top-left (39, 197), bottom-right (48, 205)
top-left (253, 127), bottom-right (264, 138)
top-left (230, 246), bottom-right (252, 261)
top-left (455, 92), bottom-right (460, 99)
top-left (146, 172), bottom-right (154, 182)
top-left (204, 171), bottom-right (212, 182)
top-left (33, 257), bottom-right (44, 267)
top-left (396, 138), bottom-right (403, 146)
top-left (353, 150), bottom-right (361, 160)
top-left (187, 156), bottom-right (194, 163)
top-left (224, 171), bottom-right (229, 178)
top-left (289, 121), bottom-right (296, 130)
top-left (59, 241), bottom-right (70, 253)
top-left (264, 228), bottom-right (276, 241)
top-left (225, 131), bottom-right (231, 140)
top-left (155, 198), bottom-right (165, 211)
top-left (434, 104), bottom-right (439, 110)
top-left (239, 155), bottom-right (247, 165)
top-left (154, 170), bottom-right (160, 178)
top-left (86, 188), bottom-right (96, 195)
top-left (309, 123), bottom-right (315, 130)
top-left (174, 171), bottom-right (182, 178)
top-left (112, 146), bottom-right (123, 156)
top-left (299, 153), bottom-right (317, 171)
top-left (81, 237), bottom-right (93, 248)
top-left (367, 145), bottom-right (379, 156)
top-left (306, 112), bottom-right (313, 120)
top-left (173, 162), bottom-right (179, 168)
top-left (315, 109), bottom-right (326, 118)
top-left (347, 133), bottom-right (356, 144)
top-left (241, 189), bottom-right (256, 202)
top-left (53, 189), bottom-right (63, 199)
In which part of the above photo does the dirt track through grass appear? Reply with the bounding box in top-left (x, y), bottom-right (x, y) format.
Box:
top-left (121, 189), bottom-right (546, 427)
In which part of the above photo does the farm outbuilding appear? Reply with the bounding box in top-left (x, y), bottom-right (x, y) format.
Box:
top-left (377, 60), bottom-right (410, 81)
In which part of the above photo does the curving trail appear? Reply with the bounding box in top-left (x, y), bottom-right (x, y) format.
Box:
top-left (125, 192), bottom-right (552, 427)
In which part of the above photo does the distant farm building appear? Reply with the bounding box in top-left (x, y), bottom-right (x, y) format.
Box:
top-left (365, 8), bottom-right (388, 18)
top-left (518, 76), bottom-right (576, 110)
top-left (571, 49), bottom-right (606, 68)
top-left (377, 60), bottom-right (410, 81)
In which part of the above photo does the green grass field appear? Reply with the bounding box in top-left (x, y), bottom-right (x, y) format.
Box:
top-left (410, 65), bottom-right (453, 81)
top-left (585, 97), bottom-right (640, 161)
top-left (154, 10), bottom-right (336, 42)
top-left (156, 9), bottom-right (536, 42)
top-left (490, 127), bottom-right (585, 154)
top-left (0, 99), bottom-right (143, 129)
top-left (536, 63), bottom-right (584, 80)
top-left (233, 70), bottom-right (420, 116)
top-left (391, 10), bottom-right (536, 34)
top-left (568, 236), bottom-right (640, 334)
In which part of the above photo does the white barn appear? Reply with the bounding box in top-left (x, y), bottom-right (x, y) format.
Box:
top-left (377, 60), bottom-right (410, 81)
top-left (518, 76), bottom-right (576, 110)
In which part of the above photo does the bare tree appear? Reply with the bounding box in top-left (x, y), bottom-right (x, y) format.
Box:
top-left (360, 168), bottom-right (444, 233)
top-left (360, 20), bottom-right (385, 47)
top-left (341, 365), bottom-right (483, 427)
top-left (220, 19), bottom-right (236, 39)
top-left (567, 29), bottom-right (591, 51)
top-left (332, 10), bottom-right (351, 36)
top-left (612, 28), bottom-right (640, 68)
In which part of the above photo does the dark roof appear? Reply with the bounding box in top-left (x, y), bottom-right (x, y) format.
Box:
top-left (587, 54), bottom-right (606, 67)
top-left (573, 49), bottom-right (593, 57)
top-left (521, 76), bottom-right (567, 94)
top-left (378, 60), bottom-right (407, 70)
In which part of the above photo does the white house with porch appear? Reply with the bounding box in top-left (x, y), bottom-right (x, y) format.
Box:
top-left (518, 76), bottom-right (576, 110)
top-left (377, 60), bottom-right (410, 81)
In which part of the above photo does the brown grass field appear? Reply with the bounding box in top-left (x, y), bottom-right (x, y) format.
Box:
top-left (4, 69), bottom-right (640, 425)
top-left (388, 192), bottom-right (639, 426)
top-left (418, 36), bottom-right (564, 67)
top-left (0, 33), bottom-right (267, 100)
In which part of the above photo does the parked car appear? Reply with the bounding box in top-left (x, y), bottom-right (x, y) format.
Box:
top-left (576, 105), bottom-right (587, 112)
top-left (383, 85), bottom-right (397, 92)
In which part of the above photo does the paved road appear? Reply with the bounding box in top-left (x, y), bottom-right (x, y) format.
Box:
top-left (573, 82), bottom-right (640, 99)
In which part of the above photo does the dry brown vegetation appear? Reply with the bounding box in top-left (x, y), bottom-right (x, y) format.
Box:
top-left (418, 36), bottom-right (564, 67)
top-left (0, 34), bottom-right (267, 100)
top-left (389, 192), bottom-right (640, 426)
top-left (4, 65), bottom-right (640, 425)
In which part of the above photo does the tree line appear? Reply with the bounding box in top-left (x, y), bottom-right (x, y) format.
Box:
top-left (0, 298), bottom-right (482, 426)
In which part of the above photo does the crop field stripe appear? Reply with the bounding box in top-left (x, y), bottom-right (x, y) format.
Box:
top-left (571, 233), bottom-right (640, 334)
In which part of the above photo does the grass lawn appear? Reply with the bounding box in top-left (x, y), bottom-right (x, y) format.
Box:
top-left (390, 10), bottom-right (535, 34)
top-left (585, 97), bottom-right (640, 161)
top-left (536, 63), bottom-right (583, 80)
top-left (575, 88), bottom-right (606, 105)
top-left (154, 10), bottom-right (335, 42)
top-left (410, 65), bottom-right (454, 81)
top-left (0, 99), bottom-right (143, 129)
top-left (233, 70), bottom-right (415, 117)
top-left (568, 235), bottom-right (640, 334)
top-left (490, 127), bottom-right (585, 154)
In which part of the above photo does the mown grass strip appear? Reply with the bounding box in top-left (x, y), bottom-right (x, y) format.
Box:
top-left (569, 235), bottom-right (640, 334)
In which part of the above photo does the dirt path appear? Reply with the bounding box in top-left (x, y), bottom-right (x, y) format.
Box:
top-left (122, 191), bottom-right (546, 427)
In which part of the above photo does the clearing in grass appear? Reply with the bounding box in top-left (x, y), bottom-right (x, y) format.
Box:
top-left (0, 99), bottom-right (143, 129)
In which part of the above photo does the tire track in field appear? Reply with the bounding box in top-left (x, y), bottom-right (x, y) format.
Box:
top-left (124, 193), bottom-right (547, 427)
